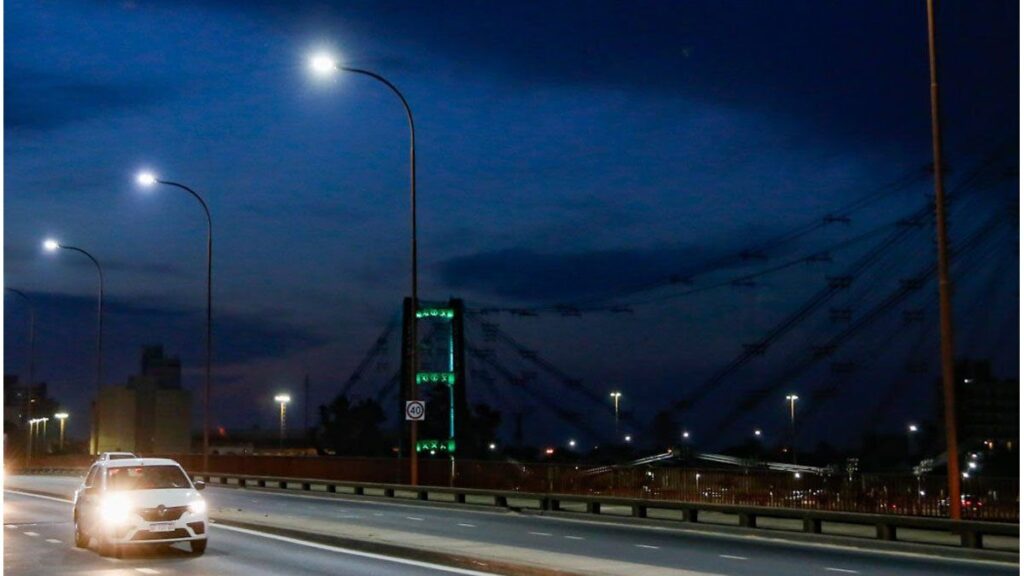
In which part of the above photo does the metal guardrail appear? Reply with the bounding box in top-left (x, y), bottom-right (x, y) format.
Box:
top-left (186, 470), bottom-right (1017, 552)
top-left (14, 466), bottom-right (1018, 553)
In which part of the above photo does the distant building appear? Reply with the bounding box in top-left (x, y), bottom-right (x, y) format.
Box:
top-left (939, 359), bottom-right (1019, 446)
top-left (3, 376), bottom-right (57, 428)
top-left (93, 346), bottom-right (192, 455)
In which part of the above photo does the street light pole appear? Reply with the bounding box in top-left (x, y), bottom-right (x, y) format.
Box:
top-left (44, 240), bottom-right (103, 454)
top-left (785, 394), bottom-right (799, 464)
top-left (55, 412), bottom-right (69, 451)
top-left (5, 288), bottom-right (36, 464)
top-left (137, 174), bottom-right (214, 473)
top-left (309, 55), bottom-right (420, 485)
top-left (609, 392), bottom-right (622, 440)
top-left (924, 0), bottom-right (961, 521)
top-left (274, 394), bottom-right (291, 449)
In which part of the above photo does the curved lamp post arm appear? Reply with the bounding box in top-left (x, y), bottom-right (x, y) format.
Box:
top-left (60, 244), bottom-right (104, 390)
top-left (154, 179), bottom-right (213, 471)
top-left (339, 64), bottom-right (420, 485)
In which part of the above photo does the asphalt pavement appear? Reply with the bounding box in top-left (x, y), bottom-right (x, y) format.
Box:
top-left (3, 490), bottom-right (493, 576)
top-left (5, 475), bottom-right (1019, 576)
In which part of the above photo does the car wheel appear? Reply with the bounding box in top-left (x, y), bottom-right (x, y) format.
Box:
top-left (98, 538), bottom-right (120, 558)
top-left (190, 539), bottom-right (207, 555)
top-left (73, 516), bottom-right (88, 548)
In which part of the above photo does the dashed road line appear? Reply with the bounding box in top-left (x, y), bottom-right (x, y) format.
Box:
top-left (45, 539), bottom-right (62, 544)
top-left (720, 554), bottom-right (748, 560)
top-left (564, 535), bottom-right (585, 540)
top-left (136, 569), bottom-right (160, 574)
top-left (635, 544), bottom-right (660, 550)
top-left (529, 532), bottom-right (552, 536)
top-left (457, 523), bottom-right (476, 528)
top-left (406, 516), bottom-right (425, 521)
top-left (824, 569), bottom-right (859, 574)
top-left (23, 532), bottom-right (39, 537)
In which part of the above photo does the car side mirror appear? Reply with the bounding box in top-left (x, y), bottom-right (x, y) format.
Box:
top-left (194, 480), bottom-right (206, 491)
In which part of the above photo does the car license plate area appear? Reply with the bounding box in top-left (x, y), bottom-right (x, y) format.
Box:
top-left (149, 522), bottom-right (175, 533)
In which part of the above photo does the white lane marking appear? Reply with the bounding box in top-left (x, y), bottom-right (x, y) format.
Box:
top-left (337, 515), bottom-right (361, 519)
top-left (457, 523), bottom-right (476, 528)
top-left (23, 532), bottom-right (39, 537)
top-left (528, 531), bottom-right (552, 536)
top-left (564, 535), bottom-right (584, 540)
top-left (4, 525), bottom-right (16, 529)
top-left (720, 554), bottom-right (747, 560)
top-left (406, 516), bottom-right (425, 521)
top-left (45, 539), bottom-right (62, 544)
top-left (824, 569), bottom-right (859, 574)
top-left (212, 523), bottom-right (494, 576)
top-left (635, 544), bottom-right (660, 549)
top-left (4, 490), bottom-right (72, 504)
top-left (136, 569), bottom-right (160, 574)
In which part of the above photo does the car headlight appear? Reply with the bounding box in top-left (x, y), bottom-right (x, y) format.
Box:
top-left (188, 499), bottom-right (207, 515)
top-left (99, 493), bottom-right (133, 525)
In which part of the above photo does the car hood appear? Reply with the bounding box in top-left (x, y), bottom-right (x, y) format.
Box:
top-left (113, 489), bottom-right (203, 508)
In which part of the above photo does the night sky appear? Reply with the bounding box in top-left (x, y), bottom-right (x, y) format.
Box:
top-left (4, 1), bottom-right (1019, 450)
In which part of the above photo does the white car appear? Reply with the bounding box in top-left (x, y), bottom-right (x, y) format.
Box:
top-left (97, 451), bottom-right (138, 461)
top-left (72, 458), bottom-right (208, 556)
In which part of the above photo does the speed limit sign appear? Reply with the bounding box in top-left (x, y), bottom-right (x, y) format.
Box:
top-left (405, 401), bottom-right (425, 421)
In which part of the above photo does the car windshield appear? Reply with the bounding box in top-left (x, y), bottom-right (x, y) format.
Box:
top-left (105, 465), bottom-right (191, 490)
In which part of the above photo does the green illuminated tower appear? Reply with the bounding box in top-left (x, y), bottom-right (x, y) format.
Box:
top-left (400, 298), bottom-right (467, 457)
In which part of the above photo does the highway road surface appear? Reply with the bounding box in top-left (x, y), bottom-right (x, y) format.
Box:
top-left (3, 491), bottom-right (491, 576)
top-left (5, 475), bottom-right (1019, 575)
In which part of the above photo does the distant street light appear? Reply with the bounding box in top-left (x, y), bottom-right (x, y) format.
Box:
top-left (624, 435), bottom-right (632, 443)
top-left (274, 394), bottom-right (291, 448)
top-left (43, 238), bottom-right (103, 454)
top-left (609, 391), bottom-right (622, 439)
top-left (568, 439), bottom-right (576, 448)
top-left (309, 52), bottom-right (421, 486)
top-left (137, 172), bottom-right (214, 472)
top-left (785, 394), bottom-right (799, 464)
top-left (38, 417), bottom-right (50, 454)
top-left (55, 412), bottom-right (69, 451)
top-left (5, 288), bottom-right (36, 465)
top-left (907, 423), bottom-right (919, 463)
top-left (682, 430), bottom-right (690, 440)
top-left (488, 443), bottom-right (497, 451)
top-left (754, 429), bottom-right (762, 437)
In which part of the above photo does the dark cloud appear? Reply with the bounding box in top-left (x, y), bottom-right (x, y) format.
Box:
top-left (436, 241), bottom-right (761, 303)
top-left (5, 290), bottom-right (328, 365)
top-left (4, 67), bottom-right (174, 131)
top-left (4, 243), bottom-right (188, 278)
top-left (147, 0), bottom-right (1017, 146)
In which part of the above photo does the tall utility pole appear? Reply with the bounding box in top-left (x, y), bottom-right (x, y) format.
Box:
top-left (925, 0), bottom-right (961, 520)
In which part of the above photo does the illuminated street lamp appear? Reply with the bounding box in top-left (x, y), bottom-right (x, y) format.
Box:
top-left (54, 412), bottom-right (69, 451)
top-left (568, 439), bottom-right (576, 449)
top-left (309, 51), bottom-right (422, 486)
top-left (624, 435), bottom-right (632, 443)
top-left (609, 391), bottom-right (623, 439)
top-left (274, 394), bottom-right (291, 448)
top-left (785, 394), bottom-right (799, 464)
top-left (137, 172), bottom-right (214, 472)
top-left (907, 423), bottom-right (919, 462)
top-left (43, 238), bottom-right (103, 454)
